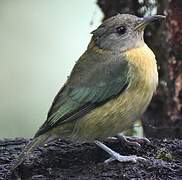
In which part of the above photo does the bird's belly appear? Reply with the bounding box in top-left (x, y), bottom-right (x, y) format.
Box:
top-left (70, 86), bottom-right (154, 142)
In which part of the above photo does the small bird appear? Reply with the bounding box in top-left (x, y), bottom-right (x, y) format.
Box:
top-left (11, 14), bottom-right (165, 170)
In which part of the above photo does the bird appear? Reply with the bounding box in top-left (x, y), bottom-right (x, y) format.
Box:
top-left (11, 13), bottom-right (165, 171)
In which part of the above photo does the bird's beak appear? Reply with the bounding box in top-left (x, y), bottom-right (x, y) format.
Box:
top-left (134, 15), bottom-right (165, 31)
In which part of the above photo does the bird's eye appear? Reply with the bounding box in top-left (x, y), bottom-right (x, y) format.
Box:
top-left (116, 26), bottom-right (126, 35)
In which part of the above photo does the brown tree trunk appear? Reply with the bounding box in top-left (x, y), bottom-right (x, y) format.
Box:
top-left (142, 0), bottom-right (182, 138)
top-left (97, 0), bottom-right (182, 138)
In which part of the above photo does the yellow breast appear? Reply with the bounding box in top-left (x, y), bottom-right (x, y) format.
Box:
top-left (70, 44), bottom-right (158, 141)
top-left (124, 43), bottom-right (158, 90)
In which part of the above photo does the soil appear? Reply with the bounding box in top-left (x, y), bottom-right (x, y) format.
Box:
top-left (0, 138), bottom-right (182, 180)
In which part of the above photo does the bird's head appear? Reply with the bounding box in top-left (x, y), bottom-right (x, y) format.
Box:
top-left (90, 14), bottom-right (165, 52)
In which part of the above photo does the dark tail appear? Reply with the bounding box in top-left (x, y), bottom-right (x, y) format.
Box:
top-left (10, 134), bottom-right (50, 172)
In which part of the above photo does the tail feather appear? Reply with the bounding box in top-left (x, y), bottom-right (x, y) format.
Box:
top-left (10, 134), bottom-right (50, 172)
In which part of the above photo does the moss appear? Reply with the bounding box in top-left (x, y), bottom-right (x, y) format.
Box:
top-left (156, 147), bottom-right (173, 161)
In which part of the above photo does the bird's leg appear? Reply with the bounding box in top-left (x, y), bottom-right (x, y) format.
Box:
top-left (116, 134), bottom-right (150, 148)
top-left (95, 140), bottom-right (145, 163)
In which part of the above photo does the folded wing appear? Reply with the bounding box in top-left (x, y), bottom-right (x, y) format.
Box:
top-left (35, 50), bottom-right (130, 137)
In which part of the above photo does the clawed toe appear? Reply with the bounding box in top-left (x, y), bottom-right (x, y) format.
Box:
top-left (116, 134), bottom-right (150, 148)
top-left (105, 154), bottom-right (146, 164)
top-left (95, 140), bottom-right (146, 164)
top-left (126, 136), bottom-right (150, 144)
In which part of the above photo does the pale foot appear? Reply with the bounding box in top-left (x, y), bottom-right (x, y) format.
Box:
top-left (95, 140), bottom-right (146, 163)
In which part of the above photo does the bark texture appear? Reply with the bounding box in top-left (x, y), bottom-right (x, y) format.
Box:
top-left (97, 0), bottom-right (182, 138)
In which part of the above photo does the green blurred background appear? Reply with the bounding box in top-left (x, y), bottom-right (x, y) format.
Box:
top-left (0, 0), bottom-right (102, 137)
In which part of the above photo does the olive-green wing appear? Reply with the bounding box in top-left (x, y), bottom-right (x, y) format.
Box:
top-left (35, 50), bottom-right (130, 137)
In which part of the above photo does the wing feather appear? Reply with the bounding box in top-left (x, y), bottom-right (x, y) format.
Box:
top-left (35, 50), bottom-right (130, 137)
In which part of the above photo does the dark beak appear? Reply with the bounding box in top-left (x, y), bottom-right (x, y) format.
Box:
top-left (135, 15), bottom-right (166, 31)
